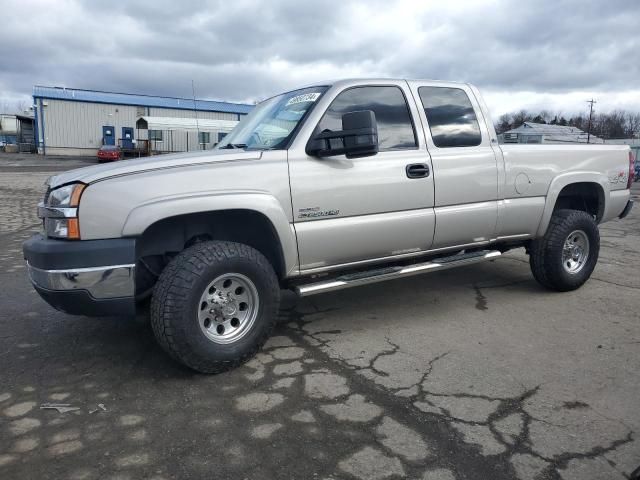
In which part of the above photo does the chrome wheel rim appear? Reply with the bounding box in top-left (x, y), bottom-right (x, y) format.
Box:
top-left (562, 230), bottom-right (590, 274)
top-left (197, 273), bottom-right (259, 344)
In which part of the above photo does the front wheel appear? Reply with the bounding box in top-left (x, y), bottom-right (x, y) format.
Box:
top-left (150, 241), bottom-right (280, 373)
top-left (529, 209), bottom-right (600, 292)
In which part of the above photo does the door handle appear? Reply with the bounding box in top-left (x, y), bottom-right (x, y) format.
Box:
top-left (406, 163), bottom-right (430, 179)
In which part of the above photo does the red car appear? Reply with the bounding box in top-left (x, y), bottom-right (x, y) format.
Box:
top-left (97, 145), bottom-right (122, 162)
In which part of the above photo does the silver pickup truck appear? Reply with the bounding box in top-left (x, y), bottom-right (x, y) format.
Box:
top-left (24, 78), bottom-right (635, 373)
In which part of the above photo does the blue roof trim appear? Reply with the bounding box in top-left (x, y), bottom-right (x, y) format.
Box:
top-left (32, 86), bottom-right (253, 115)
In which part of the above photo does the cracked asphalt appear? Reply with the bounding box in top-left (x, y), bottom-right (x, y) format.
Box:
top-left (1, 154), bottom-right (639, 480)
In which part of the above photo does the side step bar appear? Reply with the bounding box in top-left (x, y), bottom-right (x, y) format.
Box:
top-left (294, 250), bottom-right (502, 297)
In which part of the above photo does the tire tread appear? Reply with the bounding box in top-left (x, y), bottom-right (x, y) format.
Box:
top-left (529, 209), bottom-right (599, 292)
top-left (150, 241), bottom-right (279, 373)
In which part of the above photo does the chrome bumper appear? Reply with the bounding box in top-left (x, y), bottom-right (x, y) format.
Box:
top-left (27, 262), bottom-right (135, 299)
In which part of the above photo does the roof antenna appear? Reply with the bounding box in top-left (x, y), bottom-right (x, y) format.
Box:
top-left (192, 80), bottom-right (201, 150)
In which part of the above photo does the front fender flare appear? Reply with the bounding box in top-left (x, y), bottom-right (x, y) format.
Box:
top-left (122, 191), bottom-right (299, 275)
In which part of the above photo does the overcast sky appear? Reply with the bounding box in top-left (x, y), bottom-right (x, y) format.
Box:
top-left (1, 0), bottom-right (639, 119)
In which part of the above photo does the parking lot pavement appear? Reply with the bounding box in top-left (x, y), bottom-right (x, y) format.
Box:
top-left (1, 166), bottom-right (638, 480)
top-left (0, 152), bottom-right (97, 172)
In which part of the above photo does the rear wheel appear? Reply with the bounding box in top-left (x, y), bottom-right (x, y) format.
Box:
top-left (150, 240), bottom-right (280, 373)
top-left (529, 209), bottom-right (599, 291)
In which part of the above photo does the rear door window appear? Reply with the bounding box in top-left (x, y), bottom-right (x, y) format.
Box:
top-left (418, 87), bottom-right (482, 148)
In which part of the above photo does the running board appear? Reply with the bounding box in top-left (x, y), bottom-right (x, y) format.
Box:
top-left (294, 250), bottom-right (502, 297)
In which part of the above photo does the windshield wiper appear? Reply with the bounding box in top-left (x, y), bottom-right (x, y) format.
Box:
top-left (219, 143), bottom-right (247, 149)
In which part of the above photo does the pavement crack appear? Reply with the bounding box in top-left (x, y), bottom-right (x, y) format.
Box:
top-left (591, 276), bottom-right (640, 290)
top-left (360, 337), bottom-right (401, 377)
top-left (283, 320), bottom-right (519, 480)
top-left (587, 404), bottom-right (638, 434)
top-left (473, 285), bottom-right (488, 311)
top-left (402, 351), bottom-right (451, 401)
top-left (539, 431), bottom-right (635, 476)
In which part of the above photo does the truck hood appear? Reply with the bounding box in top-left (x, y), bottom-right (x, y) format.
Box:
top-left (47, 149), bottom-right (262, 188)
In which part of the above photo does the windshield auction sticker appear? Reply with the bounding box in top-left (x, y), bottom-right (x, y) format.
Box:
top-left (285, 92), bottom-right (321, 106)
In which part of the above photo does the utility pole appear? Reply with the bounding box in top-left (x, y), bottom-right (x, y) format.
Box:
top-left (192, 80), bottom-right (201, 151)
top-left (586, 98), bottom-right (596, 144)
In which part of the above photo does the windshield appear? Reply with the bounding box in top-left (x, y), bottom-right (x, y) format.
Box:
top-left (217, 86), bottom-right (328, 150)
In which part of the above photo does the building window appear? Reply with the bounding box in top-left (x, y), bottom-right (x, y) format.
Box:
top-left (149, 130), bottom-right (163, 142)
top-left (418, 87), bottom-right (482, 148)
top-left (199, 132), bottom-right (210, 144)
top-left (316, 86), bottom-right (417, 151)
top-left (217, 132), bottom-right (227, 143)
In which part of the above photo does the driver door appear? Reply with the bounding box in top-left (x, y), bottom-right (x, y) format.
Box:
top-left (287, 81), bottom-right (436, 273)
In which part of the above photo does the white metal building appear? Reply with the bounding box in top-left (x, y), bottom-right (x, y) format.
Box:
top-left (0, 114), bottom-right (35, 151)
top-left (135, 116), bottom-right (240, 154)
top-left (0, 114), bottom-right (18, 144)
top-left (499, 122), bottom-right (604, 144)
top-left (32, 86), bottom-right (253, 156)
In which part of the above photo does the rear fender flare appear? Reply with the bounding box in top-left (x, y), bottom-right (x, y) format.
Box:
top-left (537, 172), bottom-right (609, 237)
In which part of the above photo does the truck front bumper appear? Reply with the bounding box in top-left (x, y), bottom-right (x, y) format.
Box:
top-left (23, 234), bottom-right (137, 317)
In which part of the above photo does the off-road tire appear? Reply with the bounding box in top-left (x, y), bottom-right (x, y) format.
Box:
top-left (529, 209), bottom-right (599, 292)
top-left (150, 241), bottom-right (280, 373)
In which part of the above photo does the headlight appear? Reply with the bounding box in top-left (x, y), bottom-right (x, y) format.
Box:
top-left (39, 183), bottom-right (86, 239)
top-left (48, 183), bottom-right (86, 207)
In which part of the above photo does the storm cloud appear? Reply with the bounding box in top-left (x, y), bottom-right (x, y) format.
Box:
top-left (1, 0), bottom-right (639, 117)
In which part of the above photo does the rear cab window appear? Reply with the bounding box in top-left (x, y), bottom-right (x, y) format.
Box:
top-left (418, 86), bottom-right (482, 148)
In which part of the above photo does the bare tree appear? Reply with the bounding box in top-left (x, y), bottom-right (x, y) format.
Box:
top-left (625, 112), bottom-right (640, 138)
top-left (495, 113), bottom-right (513, 134)
top-left (539, 110), bottom-right (553, 123)
top-left (0, 99), bottom-right (10, 114)
top-left (0, 98), bottom-right (29, 115)
top-left (511, 109), bottom-right (531, 127)
top-left (15, 100), bottom-right (28, 114)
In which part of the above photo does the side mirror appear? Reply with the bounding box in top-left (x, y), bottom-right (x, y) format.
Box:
top-left (307, 110), bottom-right (379, 159)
